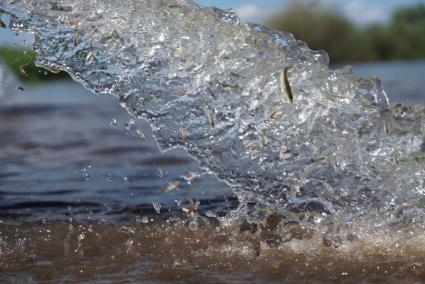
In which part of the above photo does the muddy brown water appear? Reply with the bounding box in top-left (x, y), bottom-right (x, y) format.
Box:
top-left (1, 220), bottom-right (425, 283)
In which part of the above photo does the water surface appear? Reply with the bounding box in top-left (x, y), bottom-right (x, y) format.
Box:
top-left (0, 60), bottom-right (424, 283)
top-left (1, 0), bottom-right (425, 281)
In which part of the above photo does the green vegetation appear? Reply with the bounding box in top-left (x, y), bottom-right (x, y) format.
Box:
top-left (267, 3), bottom-right (425, 63)
top-left (0, 47), bottom-right (69, 83)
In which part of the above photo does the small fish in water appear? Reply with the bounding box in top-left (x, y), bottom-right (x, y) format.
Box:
top-left (280, 67), bottom-right (293, 103)
top-left (260, 130), bottom-right (267, 146)
top-left (384, 122), bottom-right (389, 134)
top-left (50, 3), bottom-right (73, 12)
top-left (201, 107), bottom-right (216, 129)
top-left (168, 4), bottom-right (181, 9)
top-left (182, 198), bottom-right (196, 215)
top-left (17, 86), bottom-right (24, 91)
top-left (0, 19), bottom-right (6, 29)
top-left (85, 52), bottom-right (94, 63)
top-left (246, 143), bottom-right (262, 150)
top-left (135, 129), bottom-right (146, 140)
top-left (19, 66), bottom-right (28, 77)
top-left (174, 92), bottom-right (187, 97)
top-left (254, 39), bottom-right (261, 53)
top-left (161, 180), bottom-right (180, 193)
top-left (210, 109), bottom-right (216, 128)
top-left (269, 109), bottom-right (278, 120)
top-left (72, 34), bottom-right (79, 46)
top-left (180, 127), bottom-right (187, 142)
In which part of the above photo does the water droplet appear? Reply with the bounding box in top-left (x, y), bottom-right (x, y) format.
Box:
top-left (81, 167), bottom-right (91, 181)
top-left (78, 232), bottom-right (85, 241)
top-left (123, 176), bottom-right (133, 182)
top-left (136, 129), bottom-right (146, 140)
top-left (110, 118), bottom-right (118, 127)
top-left (125, 118), bottom-right (135, 130)
top-left (152, 202), bottom-right (161, 214)
top-left (189, 219), bottom-right (199, 231)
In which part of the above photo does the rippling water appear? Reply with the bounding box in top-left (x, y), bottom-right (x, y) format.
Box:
top-left (1, 0), bottom-right (425, 282)
top-left (0, 76), bottom-right (235, 222)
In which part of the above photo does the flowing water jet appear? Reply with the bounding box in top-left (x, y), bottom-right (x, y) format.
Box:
top-left (1, 0), bottom-right (425, 234)
top-left (0, 0), bottom-right (425, 281)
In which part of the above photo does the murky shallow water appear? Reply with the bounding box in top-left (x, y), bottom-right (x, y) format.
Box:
top-left (2, 220), bottom-right (425, 283)
top-left (0, 61), bottom-right (424, 283)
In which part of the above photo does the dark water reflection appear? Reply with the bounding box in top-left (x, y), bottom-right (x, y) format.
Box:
top-left (0, 76), bottom-right (235, 222)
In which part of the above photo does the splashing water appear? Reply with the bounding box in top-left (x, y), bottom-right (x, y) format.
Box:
top-left (1, 0), bottom-right (425, 248)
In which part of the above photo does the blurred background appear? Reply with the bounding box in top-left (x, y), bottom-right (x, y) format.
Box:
top-left (0, 0), bottom-right (424, 219)
top-left (202, 0), bottom-right (425, 63)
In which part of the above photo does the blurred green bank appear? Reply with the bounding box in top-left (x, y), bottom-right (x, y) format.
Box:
top-left (267, 4), bottom-right (425, 64)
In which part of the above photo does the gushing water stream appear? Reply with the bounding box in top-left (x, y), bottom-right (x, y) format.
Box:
top-left (1, 0), bottom-right (425, 282)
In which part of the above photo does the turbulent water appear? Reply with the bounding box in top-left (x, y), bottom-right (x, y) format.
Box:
top-left (1, 0), bottom-right (425, 282)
